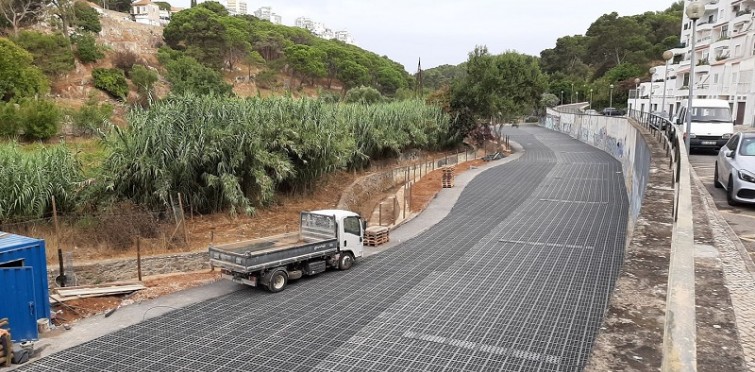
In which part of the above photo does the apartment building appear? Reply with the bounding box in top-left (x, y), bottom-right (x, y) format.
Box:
top-left (294, 17), bottom-right (354, 45)
top-left (225, 0), bottom-right (247, 15)
top-left (254, 6), bottom-right (282, 24)
top-left (633, 0), bottom-right (755, 126)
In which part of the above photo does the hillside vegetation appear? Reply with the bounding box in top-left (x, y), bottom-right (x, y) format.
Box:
top-left (423, 1), bottom-right (683, 109)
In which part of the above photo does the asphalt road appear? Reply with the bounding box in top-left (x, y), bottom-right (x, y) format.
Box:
top-left (689, 147), bottom-right (755, 262)
top-left (19, 126), bottom-right (629, 372)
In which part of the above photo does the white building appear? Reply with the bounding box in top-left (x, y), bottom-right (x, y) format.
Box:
top-left (254, 6), bottom-right (282, 24)
top-left (634, 0), bottom-right (755, 126)
top-left (294, 16), bottom-right (354, 45)
top-left (225, 0), bottom-right (247, 15)
top-left (131, 0), bottom-right (162, 26)
top-left (335, 30), bottom-right (354, 44)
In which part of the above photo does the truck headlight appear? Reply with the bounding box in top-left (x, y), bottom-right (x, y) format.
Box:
top-left (739, 169), bottom-right (755, 183)
top-left (722, 133), bottom-right (732, 139)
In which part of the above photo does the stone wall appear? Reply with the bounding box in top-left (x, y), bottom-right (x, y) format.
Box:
top-left (48, 251), bottom-right (209, 286)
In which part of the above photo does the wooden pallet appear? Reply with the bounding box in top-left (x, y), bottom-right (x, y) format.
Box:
top-left (0, 318), bottom-right (11, 367)
top-left (364, 226), bottom-right (390, 246)
top-left (441, 166), bottom-right (455, 188)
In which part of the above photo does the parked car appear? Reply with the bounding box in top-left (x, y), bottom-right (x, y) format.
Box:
top-left (602, 107), bottom-right (623, 116)
top-left (584, 109), bottom-right (599, 115)
top-left (714, 132), bottom-right (755, 205)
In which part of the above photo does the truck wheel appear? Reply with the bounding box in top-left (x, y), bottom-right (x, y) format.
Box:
top-left (267, 269), bottom-right (288, 293)
top-left (339, 253), bottom-right (354, 270)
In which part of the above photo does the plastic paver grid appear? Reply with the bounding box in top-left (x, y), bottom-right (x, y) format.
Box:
top-left (20, 127), bottom-right (628, 372)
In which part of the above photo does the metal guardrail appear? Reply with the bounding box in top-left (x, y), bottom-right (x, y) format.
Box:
top-left (629, 109), bottom-right (683, 222)
top-left (629, 109), bottom-right (697, 372)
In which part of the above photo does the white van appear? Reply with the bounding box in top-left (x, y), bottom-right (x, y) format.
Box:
top-left (674, 99), bottom-right (734, 150)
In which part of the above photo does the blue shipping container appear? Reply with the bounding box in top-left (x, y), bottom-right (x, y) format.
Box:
top-left (0, 232), bottom-right (51, 342)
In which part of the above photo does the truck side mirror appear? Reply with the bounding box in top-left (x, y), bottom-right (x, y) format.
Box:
top-left (725, 150), bottom-right (735, 158)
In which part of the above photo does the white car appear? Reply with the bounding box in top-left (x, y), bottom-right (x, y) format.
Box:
top-left (714, 132), bottom-right (755, 205)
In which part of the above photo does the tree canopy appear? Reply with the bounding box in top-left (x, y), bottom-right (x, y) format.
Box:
top-left (448, 47), bottom-right (547, 138)
top-left (163, 5), bottom-right (412, 95)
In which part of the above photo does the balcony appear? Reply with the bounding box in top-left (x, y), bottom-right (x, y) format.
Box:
top-left (732, 10), bottom-right (753, 26)
top-left (711, 36), bottom-right (730, 49)
top-left (698, 21), bottom-right (714, 31)
top-left (696, 34), bottom-right (712, 47)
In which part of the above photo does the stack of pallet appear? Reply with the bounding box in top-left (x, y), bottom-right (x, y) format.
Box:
top-left (442, 166), bottom-right (455, 188)
top-left (364, 226), bottom-right (390, 246)
top-left (0, 318), bottom-right (11, 367)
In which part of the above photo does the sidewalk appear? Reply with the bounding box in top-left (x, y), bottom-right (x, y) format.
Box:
top-left (691, 164), bottom-right (755, 370)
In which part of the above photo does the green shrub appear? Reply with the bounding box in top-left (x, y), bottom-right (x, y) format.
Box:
top-left (0, 102), bottom-right (21, 137)
top-left (0, 38), bottom-right (49, 101)
top-left (344, 86), bottom-right (383, 104)
top-left (71, 95), bottom-right (113, 136)
top-left (130, 64), bottom-right (158, 95)
top-left (255, 69), bottom-right (277, 89)
top-left (74, 1), bottom-right (102, 33)
top-left (92, 68), bottom-right (128, 100)
top-left (73, 33), bottom-right (104, 63)
top-left (12, 31), bottom-right (75, 77)
top-left (19, 99), bottom-right (61, 140)
top-left (159, 49), bottom-right (231, 96)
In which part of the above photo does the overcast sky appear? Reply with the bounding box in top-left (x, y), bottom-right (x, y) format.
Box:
top-left (179, 0), bottom-right (680, 71)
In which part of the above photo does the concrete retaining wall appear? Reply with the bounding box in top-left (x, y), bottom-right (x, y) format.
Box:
top-left (543, 108), bottom-right (651, 233)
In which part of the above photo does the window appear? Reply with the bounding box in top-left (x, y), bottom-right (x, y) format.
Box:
top-left (343, 216), bottom-right (361, 236)
top-left (683, 73), bottom-right (690, 87)
top-left (709, 14), bottom-right (714, 23)
top-left (736, 44), bottom-right (742, 56)
top-left (740, 137), bottom-right (755, 156)
top-left (689, 107), bottom-right (731, 122)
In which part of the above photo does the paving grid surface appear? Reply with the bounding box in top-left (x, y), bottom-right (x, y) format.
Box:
top-left (21, 127), bottom-right (628, 372)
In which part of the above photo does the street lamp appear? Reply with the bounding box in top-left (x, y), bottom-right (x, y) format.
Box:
top-left (649, 67), bottom-right (656, 113)
top-left (609, 84), bottom-right (614, 108)
top-left (576, 91), bottom-right (579, 103)
top-left (662, 50), bottom-right (674, 118)
top-left (685, 0), bottom-right (705, 154)
top-left (589, 88), bottom-right (593, 109)
top-left (560, 90), bottom-right (564, 105)
top-left (570, 82), bottom-right (574, 103)
top-left (634, 77), bottom-right (640, 116)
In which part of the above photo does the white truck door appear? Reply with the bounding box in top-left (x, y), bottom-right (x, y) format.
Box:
top-left (341, 216), bottom-right (364, 257)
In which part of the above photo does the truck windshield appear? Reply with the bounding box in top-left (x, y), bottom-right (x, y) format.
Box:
top-left (690, 107), bottom-right (731, 122)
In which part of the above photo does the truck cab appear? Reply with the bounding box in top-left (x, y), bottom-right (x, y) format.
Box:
top-left (674, 99), bottom-right (734, 150)
top-left (308, 209), bottom-right (364, 258)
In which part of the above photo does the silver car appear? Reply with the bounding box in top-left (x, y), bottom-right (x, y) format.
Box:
top-left (715, 132), bottom-right (755, 205)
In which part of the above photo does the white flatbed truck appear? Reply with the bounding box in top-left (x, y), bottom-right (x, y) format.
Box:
top-left (209, 210), bottom-right (365, 292)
